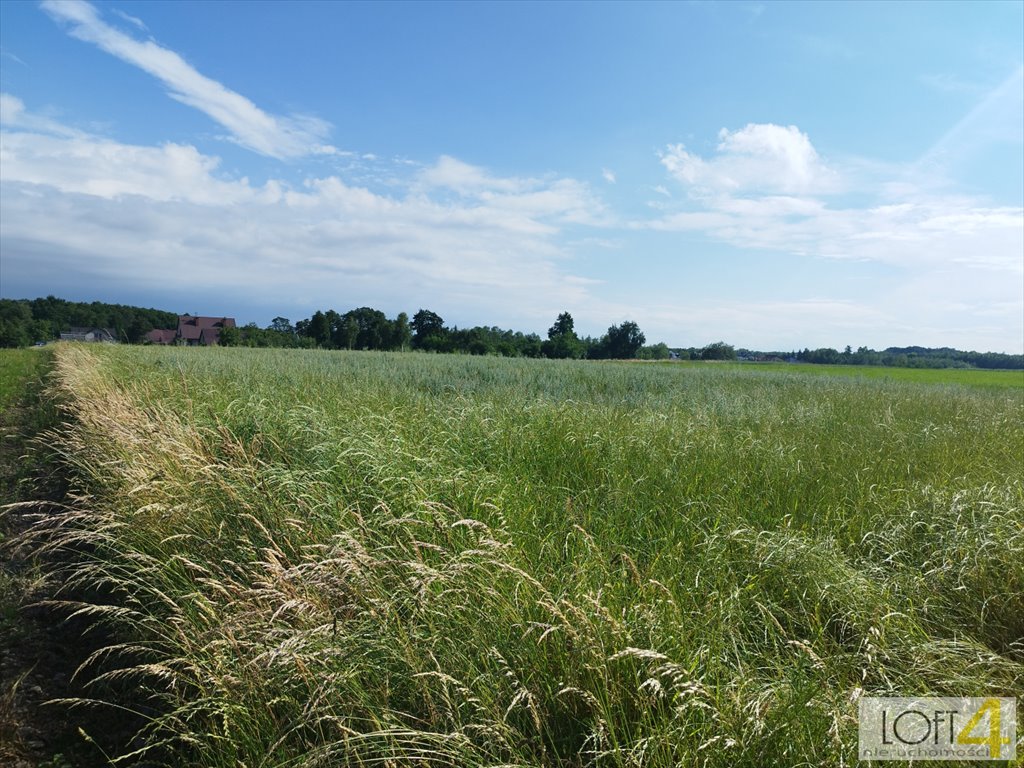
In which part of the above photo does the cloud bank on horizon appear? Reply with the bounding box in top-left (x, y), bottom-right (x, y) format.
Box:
top-left (1, 0), bottom-right (1021, 352)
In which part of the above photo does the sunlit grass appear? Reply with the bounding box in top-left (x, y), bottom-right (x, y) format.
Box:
top-left (23, 344), bottom-right (1024, 766)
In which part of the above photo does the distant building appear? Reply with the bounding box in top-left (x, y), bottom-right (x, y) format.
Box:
top-left (145, 315), bottom-right (236, 346)
top-left (145, 328), bottom-right (177, 345)
top-left (60, 327), bottom-right (117, 343)
top-left (176, 315), bottom-right (236, 346)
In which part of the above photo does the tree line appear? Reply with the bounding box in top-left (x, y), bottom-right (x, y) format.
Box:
top-left (0, 296), bottom-right (177, 347)
top-left (787, 345), bottom-right (1024, 370)
top-left (221, 308), bottom-right (652, 360)
top-left (3, 296), bottom-right (1021, 369)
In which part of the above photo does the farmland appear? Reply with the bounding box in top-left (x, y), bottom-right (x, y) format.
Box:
top-left (8, 344), bottom-right (1024, 766)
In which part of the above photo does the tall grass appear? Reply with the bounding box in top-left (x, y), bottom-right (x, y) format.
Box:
top-left (0, 348), bottom-right (49, 413)
top-left (22, 344), bottom-right (1024, 766)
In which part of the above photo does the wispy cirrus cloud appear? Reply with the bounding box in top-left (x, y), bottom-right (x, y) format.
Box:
top-left (416, 154), bottom-right (609, 228)
top-left (39, 0), bottom-right (335, 159)
top-left (0, 48), bottom-right (28, 67)
top-left (0, 92), bottom-right (84, 138)
top-left (922, 65), bottom-right (1024, 168)
top-left (110, 8), bottom-right (146, 32)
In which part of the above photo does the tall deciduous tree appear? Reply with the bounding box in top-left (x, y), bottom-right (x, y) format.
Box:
top-left (542, 311), bottom-right (586, 359)
top-left (269, 316), bottom-right (294, 334)
top-left (306, 310), bottom-right (331, 347)
top-left (700, 341), bottom-right (737, 361)
top-left (343, 307), bottom-right (389, 350)
top-left (411, 309), bottom-right (447, 349)
top-left (598, 321), bottom-right (645, 359)
top-left (548, 312), bottom-right (575, 339)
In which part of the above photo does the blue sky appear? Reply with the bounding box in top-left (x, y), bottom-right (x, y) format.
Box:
top-left (1, 0), bottom-right (1021, 352)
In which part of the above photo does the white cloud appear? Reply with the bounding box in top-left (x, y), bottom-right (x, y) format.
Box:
top-left (654, 122), bottom-right (1023, 272)
top-left (0, 93), bottom-right (25, 124)
top-left (0, 104), bottom-right (603, 325)
top-left (661, 123), bottom-right (840, 195)
top-left (39, 0), bottom-right (334, 159)
top-left (418, 155), bottom-right (528, 194)
top-left (110, 8), bottom-right (146, 31)
top-left (647, 121), bottom-right (1023, 351)
top-left (1, 92), bottom-right (83, 138)
top-left (0, 131), bottom-right (264, 204)
top-left (602, 168), bottom-right (616, 184)
top-left (922, 65), bottom-right (1024, 166)
top-left (416, 155), bottom-right (607, 226)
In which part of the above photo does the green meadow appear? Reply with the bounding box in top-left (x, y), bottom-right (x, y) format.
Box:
top-left (14, 345), bottom-right (1024, 766)
top-left (0, 348), bottom-right (48, 413)
top-left (715, 361), bottom-right (1024, 390)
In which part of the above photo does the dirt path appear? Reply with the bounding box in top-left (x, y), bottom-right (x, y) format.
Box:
top-left (0, 352), bottom-right (125, 767)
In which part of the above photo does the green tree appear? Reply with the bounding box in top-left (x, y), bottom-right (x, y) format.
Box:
top-left (392, 312), bottom-right (412, 351)
top-left (306, 311), bottom-right (331, 347)
top-left (597, 321), bottom-right (646, 359)
top-left (0, 300), bottom-right (32, 348)
top-left (542, 311), bottom-right (585, 359)
top-left (269, 316), bottom-right (294, 334)
top-left (411, 309), bottom-right (447, 349)
top-left (336, 316), bottom-right (359, 350)
top-left (219, 326), bottom-right (241, 346)
top-left (344, 307), bottom-right (390, 350)
top-left (126, 314), bottom-right (153, 344)
top-left (700, 341), bottom-right (737, 361)
top-left (638, 342), bottom-right (671, 360)
top-left (548, 312), bottom-right (575, 338)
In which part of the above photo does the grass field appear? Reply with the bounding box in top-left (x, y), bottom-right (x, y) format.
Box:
top-left (0, 348), bottom-right (48, 413)
top-left (17, 344), bottom-right (1024, 766)
top-left (720, 361), bottom-right (1024, 390)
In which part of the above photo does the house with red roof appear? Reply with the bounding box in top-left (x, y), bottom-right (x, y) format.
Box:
top-left (145, 315), bottom-right (235, 346)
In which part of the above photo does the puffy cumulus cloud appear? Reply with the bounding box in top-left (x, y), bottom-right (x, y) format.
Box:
top-left (661, 123), bottom-right (840, 195)
top-left (40, 0), bottom-right (335, 159)
top-left (648, 121), bottom-right (1023, 351)
top-left (654, 122), bottom-right (1023, 271)
top-left (0, 103), bottom-right (602, 324)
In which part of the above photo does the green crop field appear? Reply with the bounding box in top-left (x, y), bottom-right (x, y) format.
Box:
top-left (19, 344), bottom-right (1024, 766)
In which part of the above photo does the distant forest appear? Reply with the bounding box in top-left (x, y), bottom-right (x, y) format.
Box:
top-left (1, 296), bottom-right (1022, 369)
top-left (0, 296), bottom-right (177, 346)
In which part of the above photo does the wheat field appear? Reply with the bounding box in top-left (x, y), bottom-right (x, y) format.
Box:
top-left (20, 344), bottom-right (1024, 766)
